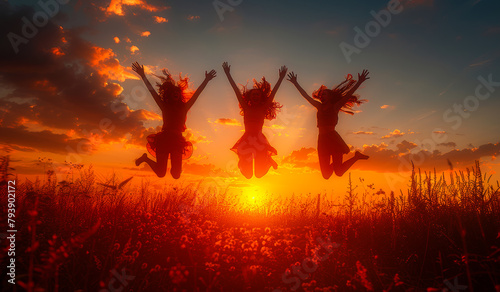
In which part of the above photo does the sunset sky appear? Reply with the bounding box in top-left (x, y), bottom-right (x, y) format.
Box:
top-left (1, 0), bottom-right (500, 197)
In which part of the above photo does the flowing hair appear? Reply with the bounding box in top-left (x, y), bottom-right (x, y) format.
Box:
top-left (312, 74), bottom-right (367, 115)
top-left (154, 69), bottom-right (193, 104)
top-left (239, 77), bottom-right (282, 120)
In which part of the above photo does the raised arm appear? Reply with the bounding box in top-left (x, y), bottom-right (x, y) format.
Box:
top-left (334, 69), bottom-right (369, 107)
top-left (266, 66), bottom-right (288, 103)
top-left (186, 69), bottom-right (216, 110)
top-left (132, 62), bottom-right (163, 109)
top-left (222, 62), bottom-right (245, 109)
top-left (287, 72), bottom-right (321, 108)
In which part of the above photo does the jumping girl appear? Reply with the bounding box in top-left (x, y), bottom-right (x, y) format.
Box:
top-left (222, 62), bottom-right (287, 179)
top-left (287, 70), bottom-right (370, 179)
top-left (133, 62), bottom-right (216, 178)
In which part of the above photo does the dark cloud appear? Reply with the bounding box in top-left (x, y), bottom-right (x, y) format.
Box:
top-left (359, 142), bottom-right (500, 172)
top-left (0, 3), bottom-right (154, 154)
top-left (281, 141), bottom-right (500, 173)
top-left (438, 142), bottom-right (457, 148)
top-left (396, 140), bottom-right (417, 153)
top-left (0, 126), bottom-right (94, 154)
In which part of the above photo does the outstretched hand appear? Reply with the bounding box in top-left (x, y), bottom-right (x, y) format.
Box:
top-left (358, 69), bottom-right (370, 83)
top-left (279, 66), bottom-right (288, 79)
top-left (132, 62), bottom-right (145, 78)
top-left (222, 62), bottom-right (231, 75)
top-left (205, 69), bottom-right (217, 81)
top-left (287, 72), bottom-right (298, 84)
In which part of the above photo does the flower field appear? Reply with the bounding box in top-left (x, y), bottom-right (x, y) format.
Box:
top-left (1, 160), bottom-right (500, 291)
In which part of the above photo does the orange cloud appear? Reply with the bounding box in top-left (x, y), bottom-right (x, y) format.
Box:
top-left (51, 47), bottom-right (64, 56)
top-left (187, 15), bottom-right (200, 21)
top-left (184, 128), bottom-right (212, 144)
top-left (136, 110), bottom-right (161, 121)
top-left (381, 129), bottom-right (404, 139)
top-left (140, 31), bottom-right (151, 37)
top-left (469, 59), bottom-right (493, 67)
top-left (104, 0), bottom-right (167, 16)
top-left (88, 46), bottom-right (138, 81)
top-left (0, 8), bottom-right (165, 155)
top-left (213, 118), bottom-right (242, 126)
top-left (282, 147), bottom-right (319, 170)
top-left (154, 16), bottom-right (168, 23)
top-left (33, 80), bottom-right (57, 93)
top-left (264, 124), bottom-right (285, 130)
top-left (143, 65), bottom-right (156, 75)
top-left (113, 36), bottom-right (120, 43)
top-left (380, 105), bottom-right (395, 110)
top-left (130, 45), bottom-right (139, 54)
top-left (353, 131), bottom-right (374, 135)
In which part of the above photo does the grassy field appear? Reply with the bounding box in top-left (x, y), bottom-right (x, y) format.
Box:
top-left (1, 157), bottom-right (500, 291)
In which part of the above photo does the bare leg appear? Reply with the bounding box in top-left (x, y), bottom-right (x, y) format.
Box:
top-left (254, 152), bottom-right (277, 178)
top-left (141, 152), bottom-right (168, 178)
top-left (238, 154), bottom-right (253, 179)
top-left (170, 152), bottom-right (182, 179)
top-left (319, 154), bottom-right (334, 179)
top-left (332, 151), bottom-right (369, 177)
top-left (135, 153), bottom-right (148, 166)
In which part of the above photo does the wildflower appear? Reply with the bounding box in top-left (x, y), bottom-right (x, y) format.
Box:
top-left (356, 261), bottom-right (373, 291)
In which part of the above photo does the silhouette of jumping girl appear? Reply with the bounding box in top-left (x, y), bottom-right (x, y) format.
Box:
top-left (288, 70), bottom-right (370, 179)
top-left (222, 62), bottom-right (287, 179)
top-left (133, 62), bottom-right (216, 178)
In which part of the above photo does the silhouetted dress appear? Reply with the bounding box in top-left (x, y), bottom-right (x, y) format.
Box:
top-left (317, 103), bottom-right (350, 156)
top-left (146, 101), bottom-right (193, 159)
top-left (231, 105), bottom-right (278, 169)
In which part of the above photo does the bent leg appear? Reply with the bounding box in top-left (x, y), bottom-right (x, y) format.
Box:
top-left (254, 152), bottom-right (276, 178)
top-left (319, 154), bottom-right (334, 179)
top-left (142, 152), bottom-right (168, 178)
top-left (135, 153), bottom-right (147, 166)
top-left (170, 152), bottom-right (182, 179)
top-left (332, 151), bottom-right (368, 177)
